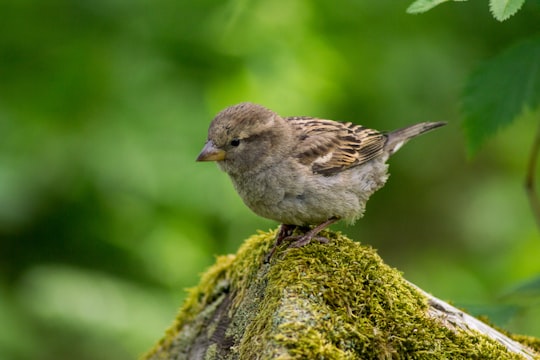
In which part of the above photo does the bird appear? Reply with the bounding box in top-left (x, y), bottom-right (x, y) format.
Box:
top-left (196, 102), bottom-right (445, 261)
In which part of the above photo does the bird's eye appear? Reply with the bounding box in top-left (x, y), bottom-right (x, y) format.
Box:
top-left (230, 139), bottom-right (240, 147)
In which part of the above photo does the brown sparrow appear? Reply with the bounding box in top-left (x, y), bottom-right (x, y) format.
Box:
top-left (197, 102), bottom-right (445, 261)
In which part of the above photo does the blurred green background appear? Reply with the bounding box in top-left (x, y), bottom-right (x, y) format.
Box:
top-left (1, 0), bottom-right (539, 359)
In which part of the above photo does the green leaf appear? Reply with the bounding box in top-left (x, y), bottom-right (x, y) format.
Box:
top-left (407, 0), bottom-right (450, 13)
top-left (462, 36), bottom-right (540, 154)
top-left (406, 0), bottom-right (467, 14)
top-left (489, 0), bottom-right (526, 21)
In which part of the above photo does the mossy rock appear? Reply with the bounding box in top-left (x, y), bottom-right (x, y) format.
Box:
top-left (144, 229), bottom-right (540, 359)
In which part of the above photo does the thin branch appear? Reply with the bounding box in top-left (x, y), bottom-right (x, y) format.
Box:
top-left (525, 120), bottom-right (540, 230)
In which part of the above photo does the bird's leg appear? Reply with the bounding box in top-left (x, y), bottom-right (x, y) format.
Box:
top-left (264, 224), bottom-right (297, 263)
top-left (288, 217), bottom-right (339, 248)
top-left (264, 218), bottom-right (338, 262)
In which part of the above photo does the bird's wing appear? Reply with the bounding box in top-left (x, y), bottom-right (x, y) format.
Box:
top-left (286, 116), bottom-right (387, 176)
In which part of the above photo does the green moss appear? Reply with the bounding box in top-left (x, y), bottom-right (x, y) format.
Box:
top-left (511, 335), bottom-right (540, 354)
top-left (145, 228), bottom-right (538, 359)
top-left (144, 254), bottom-right (237, 358)
top-left (204, 344), bottom-right (217, 360)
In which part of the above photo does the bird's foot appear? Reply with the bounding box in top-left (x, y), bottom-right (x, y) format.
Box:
top-left (264, 224), bottom-right (297, 263)
top-left (288, 234), bottom-right (329, 248)
top-left (287, 217), bottom-right (338, 248)
top-left (264, 217), bottom-right (339, 262)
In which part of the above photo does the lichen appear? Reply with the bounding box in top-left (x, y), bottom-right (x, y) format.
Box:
top-left (144, 228), bottom-right (539, 359)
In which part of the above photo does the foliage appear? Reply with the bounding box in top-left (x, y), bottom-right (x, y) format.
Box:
top-left (462, 36), bottom-right (540, 154)
top-left (409, 0), bottom-right (540, 156)
top-left (407, 0), bottom-right (527, 21)
top-left (409, 0), bottom-right (540, 327)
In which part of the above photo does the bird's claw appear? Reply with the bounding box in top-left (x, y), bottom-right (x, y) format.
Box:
top-left (264, 224), bottom-right (297, 263)
top-left (288, 235), bottom-right (329, 248)
top-left (264, 218), bottom-right (338, 263)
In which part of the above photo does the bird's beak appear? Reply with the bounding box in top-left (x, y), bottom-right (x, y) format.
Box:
top-left (196, 140), bottom-right (226, 162)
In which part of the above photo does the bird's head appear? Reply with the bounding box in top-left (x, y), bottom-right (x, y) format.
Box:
top-left (196, 102), bottom-right (289, 174)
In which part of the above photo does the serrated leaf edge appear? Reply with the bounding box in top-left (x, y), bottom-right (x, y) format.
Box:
top-left (489, 0), bottom-right (526, 21)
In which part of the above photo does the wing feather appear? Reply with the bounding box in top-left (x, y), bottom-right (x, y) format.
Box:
top-left (286, 117), bottom-right (387, 176)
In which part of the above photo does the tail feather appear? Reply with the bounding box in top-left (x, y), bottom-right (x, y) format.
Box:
top-left (385, 121), bottom-right (446, 155)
